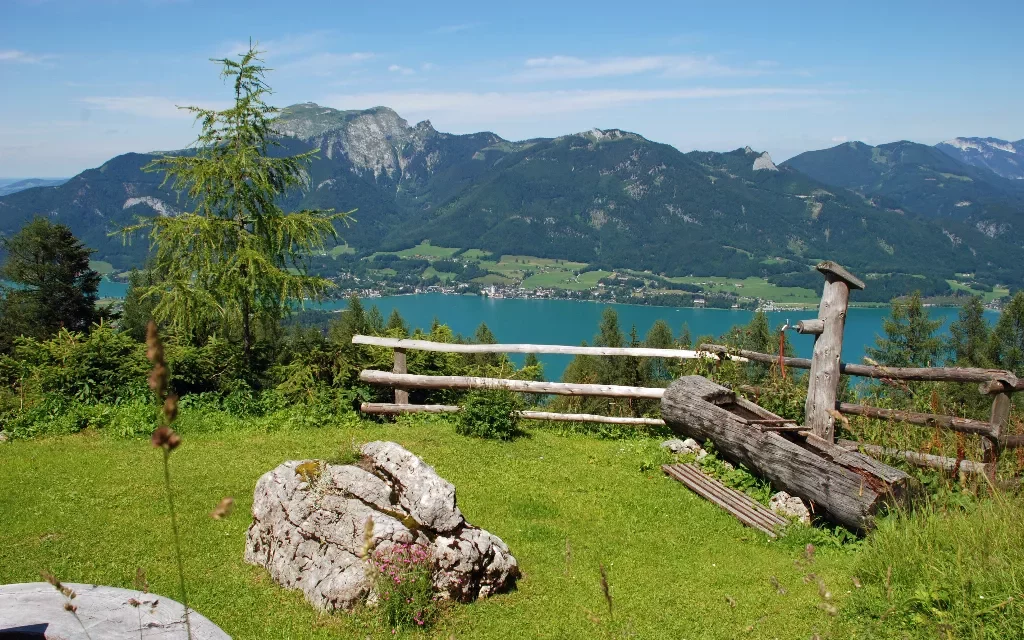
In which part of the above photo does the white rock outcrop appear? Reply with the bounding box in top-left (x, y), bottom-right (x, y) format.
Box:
top-left (752, 152), bottom-right (779, 171)
top-left (769, 491), bottom-right (811, 524)
top-left (244, 441), bottom-right (519, 611)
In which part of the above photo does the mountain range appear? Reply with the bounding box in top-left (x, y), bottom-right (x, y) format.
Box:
top-left (0, 178), bottom-right (68, 197)
top-left (0, 103), bottom-right (1021, 288)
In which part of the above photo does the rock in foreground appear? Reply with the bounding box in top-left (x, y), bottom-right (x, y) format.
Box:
top-left (244, 441), bottom-right (519, 611)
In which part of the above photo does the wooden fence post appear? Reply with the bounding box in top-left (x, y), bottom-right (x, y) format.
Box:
top-left (800, 261), bottom-right (865, 441)
top-left (393, 348), bottom-right (409, 404)
top-left (984, 388), bottom-right (1011, 481)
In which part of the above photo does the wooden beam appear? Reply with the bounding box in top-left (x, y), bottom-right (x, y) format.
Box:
top-left (359, 403), bottom-right (666, 426)
top-left (393, 348), bottom-right (409, 405)
top-left (1001, 434), bottom-right (1024, 449)
top-left (699, 343), bottom-right (1019, 386)
top-left (984, 390), bottom-right (1011, 481)
top-left (359, 370), bottom-right (667, 398)
top-left (816, 260), bottom-right (866, 290)
top-left (352, 335), bottom-right (741, 360)
top-left (795, 319), bottom-right (824, 335)
top-left (835, 402), bottom-right (995, 437)
top-left (836, 439), bottom-right (989, 476)
top-left (806, 264), bottom-right (859, 440)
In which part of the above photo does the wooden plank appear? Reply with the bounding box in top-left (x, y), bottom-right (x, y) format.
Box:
top-left (816, 260), bottom-right (866, 290)
top-left (836, 439), bottom-right (989, 476)
top-left (352, 335), bottom-right (743, 361)
top-left (984, 390), bottom-right (1011, 481)
top-left (662, 464), bottom-right (786, 536)
top-left (359, 403), bottom-right (665, 425)
top-left (359, 370), bottom-right (666, 399)
top-left (662, 375), bottom-right (915, 531)
top-left (393, 348), bottom-right (409, 405)
top-left (836, 402), bottom-right (995, 437)
top-left (700, 343), bottom-right (1019, 387)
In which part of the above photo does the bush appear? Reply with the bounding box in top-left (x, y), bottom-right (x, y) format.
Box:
top-left (455, 390), bottom-right (523, 440)
top-left (845, 495), bottom-right (1024, 639)
top-left (369, 543), bottom-right (437, 631)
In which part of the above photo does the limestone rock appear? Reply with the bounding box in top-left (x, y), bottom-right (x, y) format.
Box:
top-left (769, 491), bottom-right (811, 524)
top-left (661, 438), bottom-right (707, 460)
top-left (244, 442), bottom-right (519, 611)
top-left (752, 151), bottom-right (779, 171)
top-left (0, 582), bottom-right (229, 639)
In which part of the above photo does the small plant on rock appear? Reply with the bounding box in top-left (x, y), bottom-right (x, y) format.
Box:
top-left (455, 389), bottom-right (523, 440)
top-left (370, 543), bottom-right (438, 631)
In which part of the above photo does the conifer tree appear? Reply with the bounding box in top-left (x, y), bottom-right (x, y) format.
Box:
top-left (678, 322), bottom-right (692, 349)
top-left (866, 291), bottom-right (943, 367)
top-left (366, 305), bottom-right (384, 335)
top-left (645, 319), bottom-right (675, 381)
top-left (124, 44), bottom-right (350, 355)
top-left (988, 292), bottom-right (1024, 375)
top-left (948, 295), bottom-right (990, 367)
top-left (385, 308), bottom-right (409, 337)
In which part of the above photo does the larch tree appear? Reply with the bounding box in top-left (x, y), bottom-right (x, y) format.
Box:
top-left (948, 295), bottom-right (990, 367)
top-left (866, 291), bottom-right (943, 368)
top-left (124, 44), bottom-right (351, 356)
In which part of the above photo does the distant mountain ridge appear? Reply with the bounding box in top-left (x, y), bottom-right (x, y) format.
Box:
top-left (936, 137), bottom-right (1024, 180)
top-left (0, 178), bottom-right (68, 197)
top-left (1, 103), bottom-right (1022, 288)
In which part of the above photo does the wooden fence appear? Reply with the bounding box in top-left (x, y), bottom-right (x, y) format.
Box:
top-left (351, 261), bottom-right (1021, 481)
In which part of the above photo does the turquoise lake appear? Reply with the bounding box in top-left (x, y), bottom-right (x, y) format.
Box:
top-left (100, 279), bottom-right (993, 379)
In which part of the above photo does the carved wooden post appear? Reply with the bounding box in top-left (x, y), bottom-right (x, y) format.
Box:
top-left (798, 261), bottom-right (865, 441)
top-left (393, 348), bottom-right (409, 404)
top-left (984, 388), bottom-right (1011, 482)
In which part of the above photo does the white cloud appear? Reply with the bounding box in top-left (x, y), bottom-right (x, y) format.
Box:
top-left (279, 52), bottom-right (374, 76)
top-left (323, 87), bottom-right (836, 122)
top-left (421, 62), bottom-right (438, 71)
top-left (80, 96), bottom-right (228, 119)
top-left (0, 49), bottom-right (56, 65)
top-left (831, 135), bottom-right (848, 143)
top-left (388, 64), bottom-right (416, 76)
top-left (216, 31), bottom-right (332, 59)
top-left (511, 54), bottom-right (759, 81)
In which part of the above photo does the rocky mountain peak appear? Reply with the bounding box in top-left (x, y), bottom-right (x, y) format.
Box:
top-left (752, 151), bottom-right (778, 171)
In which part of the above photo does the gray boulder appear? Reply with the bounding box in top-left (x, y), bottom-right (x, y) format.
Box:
top-left (769, 491), bottom-right (812, 524)
top-left (244, 442), bottom-right (519, 611)
top-left (661, 437), bottom-right (707, 460)
top-left (0, 582), bottom-right (229, 639)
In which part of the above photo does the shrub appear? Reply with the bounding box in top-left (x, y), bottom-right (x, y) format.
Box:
top-left (370, 543), bottom-right (437, 631)
top-left (845, 495), bottom-right (1024, 639)
top-left (455, 390), bottom-right (523, 440)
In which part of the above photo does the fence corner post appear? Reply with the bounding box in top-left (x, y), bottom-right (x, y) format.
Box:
top-left (984, 387), bottom-right (1011, 483)
top-left (802, 261), bottom-right (865, 441)
top-left (393, 347), bottom-right (409, 404)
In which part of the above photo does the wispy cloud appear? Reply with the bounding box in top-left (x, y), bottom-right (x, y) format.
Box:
top-left (0, 49), bottom-right (56, 65)
top-left (279, 52), bottom-right (374, 76)
top-left (510, 54), bottom-right (764, 82)
top-left (430, 23), bottom-right (481, 35)
top-left (214, 31), bottom-right (373, 77)
top-left (388, 64), bottom-right (415, 76)
top-left (323, 87), bottom-right (840, 122)
top-left (80, 96), bottom-right (228, 119)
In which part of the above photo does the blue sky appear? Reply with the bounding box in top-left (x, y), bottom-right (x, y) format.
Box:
top-left (1, 0), bottom-right (1022, 177)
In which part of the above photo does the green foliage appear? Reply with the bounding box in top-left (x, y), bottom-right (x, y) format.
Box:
top-left (948, 295), bottom-right (991, 367)
top-left (0, 217), bottom-right (100, 352)
top-left (369, 543), bottom-right (438, 631)
top-left (644, 319), bottom-right (674, 381)
top-left (846, 495), bottom-right (1024, 639)
top-left (456, 389), bottom-right (523, 440)
top-left (988, 291), bottom-right (1024, 376)
top-left (123, 45), bottom-right (349, 352)
top-left (866, 291), bottom-right (943, 368)
top-left (120, 268), bottom-right (159, 342)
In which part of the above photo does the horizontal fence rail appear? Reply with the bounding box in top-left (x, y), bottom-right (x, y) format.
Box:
top-left (359, 370), bottom-right (666, 399)
top-left (699, 344), bottom-right (1020, 388)
top-left (360, 402), bottom-right (666, 426)
top-left (353, 335), bottom-right (744, 361)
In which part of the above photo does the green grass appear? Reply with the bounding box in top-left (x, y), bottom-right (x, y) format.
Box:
top-left (394, 241), bottom-right (460, 259)
top-left (0, 415), bottom-right (856, 639)
top-left (663, 275), bottom-right (820, 304)
top-left (460, 249), bottom-right (493, 260)
top-left (422, 266), bottom-right (456, 282)
top-left (329, 244), bottom-right (356, 258)
top-left (89, 260), bottom-right (115, 276)
top-left (947, 280), bottom-right (1010, 304)
top-left (473, 273), bottom-right (517, 286)
top-left (524, 269), bottom-right (612, 290)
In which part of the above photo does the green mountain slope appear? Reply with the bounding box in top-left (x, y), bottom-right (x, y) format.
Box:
top-left (783, 141), bottom-right (1024, 245)
top-left (1, 105), bottom-right (1022, 288)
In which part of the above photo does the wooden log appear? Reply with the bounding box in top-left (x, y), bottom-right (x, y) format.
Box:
top-left (518, 411), bottom-right (664, 426)
top-left (352, 335), bottom-right (741, 360)
top-left (393, 348), bottom-right (409, 405)
top-left (661, 375), bottom-right (915, 531)
top-left (984, 390), bottom-right (1011, 481)
top-left (835, 402), bottom-right (995, 437)
top-left (836, 439), bottom-right (989, 476)
top-left (359, 403), bottom-right (665, 426)
top-left (805, 262), bottom-right (863, 440)
top-left (359, 370), bottom-right (666, 398)
top-left (1001, 434), bottom-right (1024, 449)
top-left (795, 319), bottom-right (825, 335)
top-left (700, 343), bottom-right (1019, 386)
top-left (361, 403), bottom-right (461, 414)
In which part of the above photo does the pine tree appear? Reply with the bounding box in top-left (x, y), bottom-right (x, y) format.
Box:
top-left (124, 44), bottom-right (350, 355)
top-left (385, 308), bottom-right (409, 337)
top-left (988, 292), bottom-right (1024, 375)
top-left (0, 217), bottom-right (100, 352)
top-left (866, 291), bottom-right (943, 367)
top-left (473, 322), bottom-right (499, 368)
top-left (678, 322), bottom-right (692, 349)
top-left (645, 319), bottom-right (675, 381)
top-left (366, 305), bottom-right (384, 335)
top-left (948, 296), bottom-right (990, 367)
top-left (120, 268), bottom-right (160, 342)
top-left (522, 352), bottom-right (544, 381)
top-left (594, 308), bottom-right (625, 386)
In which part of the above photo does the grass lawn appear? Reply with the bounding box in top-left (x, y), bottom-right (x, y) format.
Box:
top-left (0, 418), bottom-right (855, 638)
top-left (329, 243), bottom-right (356, 258)
top-left (394, 242), bottom-right (461, 259)
top-left (524, 269), bottom-right (612, 290)
top-left (422, 266), bottom-right (456, 282)
top-left (88, 260), bottom-right (115, 276)
top-left (946, 280), bottom-right (1010, 303)
top-left (665, 276), bottom-right (820, 305)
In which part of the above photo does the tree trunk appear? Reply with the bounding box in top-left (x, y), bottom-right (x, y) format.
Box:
top-left (661, 376), bottom-right (916, 531)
